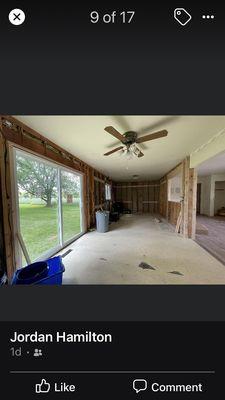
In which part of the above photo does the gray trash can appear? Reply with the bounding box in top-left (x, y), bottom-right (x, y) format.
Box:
top-left (96, 211), bottom-right (109, 233)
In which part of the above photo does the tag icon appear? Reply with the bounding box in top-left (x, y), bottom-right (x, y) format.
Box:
top-left (174, 8), bottom-right (192, 26)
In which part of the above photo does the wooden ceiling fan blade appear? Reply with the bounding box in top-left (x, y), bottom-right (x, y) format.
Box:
top-left (104, 146), bottom-right (124, 156)
top-left (136, 130), bottom-right (168, 144)
top-left (104, 126), bottom-right (125, 142)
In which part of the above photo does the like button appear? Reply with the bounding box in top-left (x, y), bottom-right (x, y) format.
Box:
top-left (35, 379), bottom-right (51, 394)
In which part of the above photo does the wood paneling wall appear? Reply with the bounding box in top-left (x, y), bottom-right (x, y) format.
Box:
top-left (114, 181), bottom-right (159, 213)
top-left (159, 179), bottom-right (167, 217)
top-left (168, 201), bottom-right (181, 225)
top-left (94, 173), bottom-right (106, 209)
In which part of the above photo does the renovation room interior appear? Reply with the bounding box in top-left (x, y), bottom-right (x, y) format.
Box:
top-left (1, 115), bottom-right (225, 285)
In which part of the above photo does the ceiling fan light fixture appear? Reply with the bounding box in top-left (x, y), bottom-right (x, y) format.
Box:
top-left (133, 145), bottom-right (142, 158)
top-left (103, 125), bottom-right (168, 159)
top-left (122, 146), bottom-right (134, 160)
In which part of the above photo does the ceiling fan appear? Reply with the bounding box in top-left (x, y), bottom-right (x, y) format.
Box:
top-left (103, 126), bottom-right (168, 158)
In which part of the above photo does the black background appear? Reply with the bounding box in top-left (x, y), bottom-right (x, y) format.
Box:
top-left (0, 1), bottom-right (224, 114)
top-left (1, 285), bottom-right (225, 321)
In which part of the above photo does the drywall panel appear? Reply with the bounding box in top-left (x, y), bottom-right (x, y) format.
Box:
top-left (190, 130), bottom-right (225, 168)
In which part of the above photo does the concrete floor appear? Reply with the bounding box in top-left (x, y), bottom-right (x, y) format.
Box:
top-left (59, 214), bottom-right (225, 284)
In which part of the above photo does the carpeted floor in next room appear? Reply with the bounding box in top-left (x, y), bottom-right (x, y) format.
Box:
top-left (58, 214), bottom-right (225, 284)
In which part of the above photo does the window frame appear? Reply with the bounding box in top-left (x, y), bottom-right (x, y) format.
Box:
top-left (10, 144), bottom-right (86, 268)
top-left (105, 183), bottom-right (112, 201)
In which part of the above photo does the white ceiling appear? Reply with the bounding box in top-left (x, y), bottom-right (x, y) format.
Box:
top-left (197, 151), bottom-right (225, 176)
top-left (15, 116), bottom-right (225, 181)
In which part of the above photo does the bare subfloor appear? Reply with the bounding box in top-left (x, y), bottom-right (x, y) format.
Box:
top-left (60, 214), bottom-right (225, 284)
top-left (195, 215), bottom-right (225, 266)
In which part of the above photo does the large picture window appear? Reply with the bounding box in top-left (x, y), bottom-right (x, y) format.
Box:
top-left (13, 148), bottom-right (84, 266)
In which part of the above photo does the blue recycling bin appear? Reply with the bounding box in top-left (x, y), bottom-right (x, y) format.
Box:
top-left (11, 256), bottom-right (65, 285)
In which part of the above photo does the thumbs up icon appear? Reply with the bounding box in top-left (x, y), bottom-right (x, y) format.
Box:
top-left (35, 379), bottom-right (51, 394)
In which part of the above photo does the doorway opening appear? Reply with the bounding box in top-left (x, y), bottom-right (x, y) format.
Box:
top-left (196, 183), bottom-right (201, 214)
top-left (196, 152), bottom-right (225, 265)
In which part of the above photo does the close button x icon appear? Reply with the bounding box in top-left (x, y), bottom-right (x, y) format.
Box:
top-left (13, 12), bottom-right (21, 21)
top-left (9, 8), bottom-right (25, 25)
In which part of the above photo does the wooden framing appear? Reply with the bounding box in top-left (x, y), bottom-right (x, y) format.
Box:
top-left (94, 173), bottom-right (105, 212)
top-left (182, 157), bottom-right (190, 237)
top-left (89, 168), bottom-right (95, 226)
top-left (0, 127), bottom-right (16, 280)
top-left (175, 211), bottom-right (182, 233)
top-left (159, 157), bottom-right (197, 239)
top-left (1, 115), bottom-right (87, 172)
top-left (17, 232), bottom-right (31, 265)
top-left (188, 168), bottom-right (197, 239)
top-left (0, 171), bottom-right (5, 276)
top-left (159, 162), bottom-right (183, 225)
top-left (114, 181), bottom-right (159, 213)
top-left (159, 179), bottom-right (167, 217)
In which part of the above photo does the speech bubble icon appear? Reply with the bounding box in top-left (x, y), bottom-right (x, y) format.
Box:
top-left (133, 379), bottom-right (147, 393)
